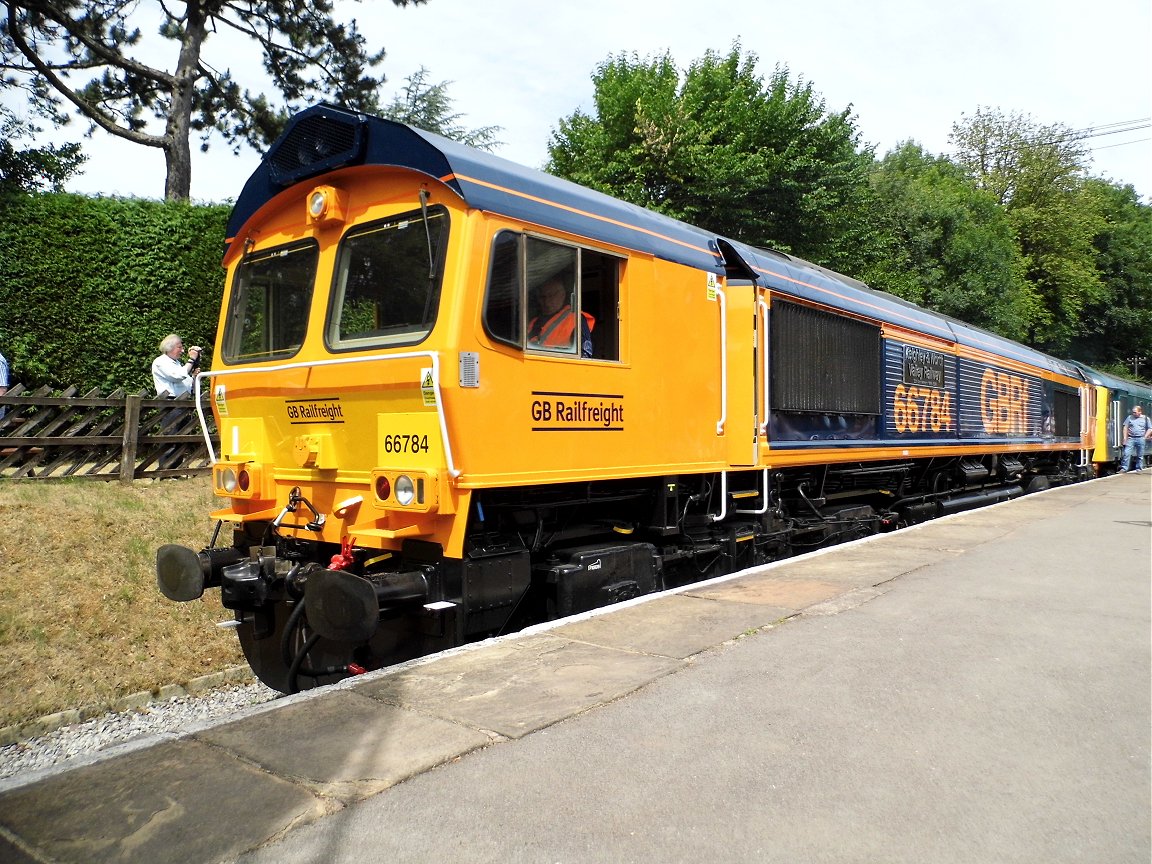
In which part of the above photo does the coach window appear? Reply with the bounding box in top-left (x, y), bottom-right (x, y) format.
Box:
top-left (483, 232), bottom-right (620, 361)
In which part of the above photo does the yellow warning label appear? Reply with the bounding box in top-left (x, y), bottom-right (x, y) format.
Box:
top-left (420, 368), bottom-right (437, 406)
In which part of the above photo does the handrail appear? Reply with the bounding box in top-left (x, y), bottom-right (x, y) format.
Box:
top-left (715, 286), bottom-right (727, 435)
top-left (709, 470), bottom-right (728, 523)
top-left (192, 350), bottom-right (460, 478)
top-left (733, 468), bottom-right (771, 515)
top-left (757, 297), bottom-right (770, 436)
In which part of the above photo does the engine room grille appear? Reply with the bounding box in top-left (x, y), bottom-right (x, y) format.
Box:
top-left (268, 111), bottom-right (363, 186)
top-left (1052, 387), bottom-right (1081, 438)
top-left (770, 300), bottom-right (881, 415)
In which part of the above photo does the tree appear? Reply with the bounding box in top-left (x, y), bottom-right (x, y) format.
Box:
top-left (0, 104), bottom-right (86, 195)
top-left (1068, 179), bottom-right (1152, 371)
top-left (949, 107), bottom-right (1105, 353)
top-left (546, 44), bottom-right (881, 273)
top-left (1, 0), bottom-right (423, 201)
top-left (381, 66), bottom-right (501, 150)
top-left (865, 142), bottom-right (1035, 341)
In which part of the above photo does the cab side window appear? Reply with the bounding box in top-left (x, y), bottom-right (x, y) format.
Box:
top-left (483, 232), bottom-right (620, 361)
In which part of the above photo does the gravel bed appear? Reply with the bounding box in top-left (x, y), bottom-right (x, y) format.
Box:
top-left (0, 682), bottom-right (280, 782)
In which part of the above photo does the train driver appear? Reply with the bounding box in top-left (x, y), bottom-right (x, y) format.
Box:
top-left (527, 276), bottom-right (595, 358)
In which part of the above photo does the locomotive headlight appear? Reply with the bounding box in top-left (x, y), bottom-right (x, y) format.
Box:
top-left (213, 462), bottom-right (263, 500)
top-left (395, 475), bottom-right (416, 506)
top-left (308, 190), bottom-right (327, 219)
top-left (371, 470), bottom-right (437, 512)
top-left (305, 184), bottom-right (346, 226)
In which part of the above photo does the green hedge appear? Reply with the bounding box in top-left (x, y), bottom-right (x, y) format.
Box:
top-left (0, 193), bottom-right (229, 393)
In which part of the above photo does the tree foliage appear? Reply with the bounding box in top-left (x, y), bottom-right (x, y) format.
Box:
top-left (381, 66), bottom-right (501, 150)
top-left (0, 104), bottom-right (86, 196)
top-left (1, 0), bottom-right (422, 200)
top-left (1069, 179), bottom-right (1152, 371)
top-left (546, 45), bottom-right (880, 273)
top-left (0, 193), bottom-right (228, 391)
top-left (949, 107), bottom-right (1105, 353)
top-left (865, 143), bottom-right (1034, 340)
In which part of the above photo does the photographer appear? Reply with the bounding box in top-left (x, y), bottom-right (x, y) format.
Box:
top-left (151, 334), bottom-right (202, 398)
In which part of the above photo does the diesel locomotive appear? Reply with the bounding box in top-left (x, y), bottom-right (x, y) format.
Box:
top-left (156, 104), bottom-right (1149, 693)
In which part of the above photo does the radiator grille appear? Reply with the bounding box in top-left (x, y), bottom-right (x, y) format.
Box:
top-left (770, 300), bottom-right (881, 414)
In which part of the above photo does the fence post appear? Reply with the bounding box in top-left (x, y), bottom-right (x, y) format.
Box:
top-left (120, 394), bottom-right (141, 483)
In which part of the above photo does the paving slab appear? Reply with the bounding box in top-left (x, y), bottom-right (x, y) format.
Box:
top-left (760, 541), bottom-right (944, 586)
top-left (883, 519), bottom-right (1015, 549)
top-left (551, 593), bottom-right (794, 657)
top-left (684, 573), bottom-right (847, 609)
top-left (196, 690), bottom-right (491, 802)
top-left (356, 634), bottom-right (683, 739)
top-left (0, 738), bottom-right (325, 864)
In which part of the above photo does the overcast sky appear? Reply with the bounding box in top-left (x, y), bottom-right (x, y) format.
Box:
top-left (8, 0), bottom-right (1151, 204)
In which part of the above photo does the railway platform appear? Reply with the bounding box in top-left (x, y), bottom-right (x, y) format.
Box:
top-left (1, 473), bottom-right (1149, 864)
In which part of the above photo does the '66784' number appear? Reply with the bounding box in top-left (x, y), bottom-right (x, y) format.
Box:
top-left (383, 433), bottom-right (430, 454)
top-left (893, 384), bottom-right (954, 433)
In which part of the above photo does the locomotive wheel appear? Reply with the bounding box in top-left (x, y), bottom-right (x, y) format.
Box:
top-left (235, 602), bottom-right (352, 693)
top-left (1024, 474), bottom-right (1051, 494)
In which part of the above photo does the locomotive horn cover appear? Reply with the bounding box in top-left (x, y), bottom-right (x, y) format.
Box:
top-left (156, 544), bottom-right (207, 602)
top-left (304, 569), bottom-right (380, 643)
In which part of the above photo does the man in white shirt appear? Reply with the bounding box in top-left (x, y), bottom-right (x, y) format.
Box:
top-left (151, 334), bottom-right (202, 398)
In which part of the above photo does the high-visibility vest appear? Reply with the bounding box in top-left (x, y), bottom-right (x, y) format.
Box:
top-left (528, 305), bottom-right (595, 350)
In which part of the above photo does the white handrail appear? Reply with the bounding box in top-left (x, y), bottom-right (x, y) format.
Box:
top-left (715, 286), bottom-right (727, 435)
top-left (733, 468), bottom-right (771, 515)
top-left (709, 470), bottom-right (728, 523)
top-left (757, 297), bottom-right (769, 436)
top-left (192, 350), bottom-right (460, 478)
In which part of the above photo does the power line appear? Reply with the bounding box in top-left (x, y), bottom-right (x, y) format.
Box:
top-left (1090, 136), bottom-right (1151, 152)
top-left (944, 117), bottom-right (1152, 160)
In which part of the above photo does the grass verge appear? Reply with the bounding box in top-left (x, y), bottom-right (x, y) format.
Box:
top-left (0, 476), bottom-right (246, 727)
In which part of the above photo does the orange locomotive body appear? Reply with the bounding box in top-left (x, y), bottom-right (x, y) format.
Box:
top-left (158, 106), bottom-right (1097, 692)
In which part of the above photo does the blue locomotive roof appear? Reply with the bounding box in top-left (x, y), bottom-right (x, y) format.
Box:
top-left (228, 104), bottom-right (1080, 379)
top-left (1069, 361), bottom-right (1152, 399)
top-left (226, 104), bottom-right (725, 272)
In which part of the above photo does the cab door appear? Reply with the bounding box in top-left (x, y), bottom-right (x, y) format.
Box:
top-left (720, 276), bottom-right (756, 467)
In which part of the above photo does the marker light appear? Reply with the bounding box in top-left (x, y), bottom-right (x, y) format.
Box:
top-left (374, 475), bottom-right (391, 501)
top-left (219, 467), bottom-right (238, 494)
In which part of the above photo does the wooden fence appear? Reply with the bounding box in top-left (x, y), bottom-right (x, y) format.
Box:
top-left (0, 384), bottom-right (214, 482)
